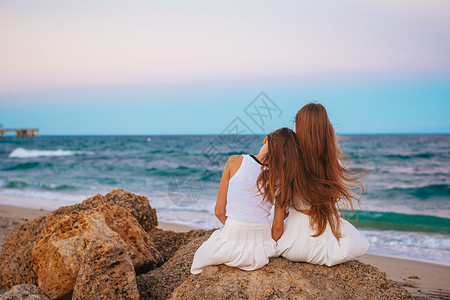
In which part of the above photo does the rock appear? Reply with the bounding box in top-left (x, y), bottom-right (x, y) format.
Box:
top-left (72, 237), bottom-right (139, 300)
top-left (171, 258), bottom-right (413, 300)
top-left (0, 216), bottom-right (27, 253)
top-left (0, 284), bottom-right (49, 300)
top-left (0, 215), bottom-right (49, 288)
top-left (32, 202), bottom-right (163, 299)
top-left (93, 189), bottom-right (158, 232)
top-left (0, 189), bottom-right (158, 289)
top-left (150, 228), bottom-right (216, 262)
top-left (137, 229), bottom-right (214, 300)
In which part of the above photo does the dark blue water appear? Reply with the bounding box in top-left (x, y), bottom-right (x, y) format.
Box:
top-left (0, 134), bottom-right (449, 265)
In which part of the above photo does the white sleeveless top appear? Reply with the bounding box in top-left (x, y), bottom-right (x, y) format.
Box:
top-left (225, 154), bottom-right (273, 223)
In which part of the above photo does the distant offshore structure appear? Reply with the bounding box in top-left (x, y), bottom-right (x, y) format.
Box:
top-left (0, 126), bottom-right (39, 138)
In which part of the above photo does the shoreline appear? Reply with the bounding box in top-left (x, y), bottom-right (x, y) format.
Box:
top-left (0, 204), bottom-right (198, 232)
top-left (0, 204), bottom-right (449, 299)
top-left (1, 196), bottom-right (448, 266)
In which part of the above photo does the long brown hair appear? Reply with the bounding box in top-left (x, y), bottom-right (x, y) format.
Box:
top-left (294, 103), bottom-right (365, 239)
top-left (256, 104), bottom-right (365, 239)
top-left (256, 127), bottom-right (303, 211)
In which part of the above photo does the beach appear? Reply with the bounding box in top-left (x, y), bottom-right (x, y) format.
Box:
top-left (0, 204), bottom-right (448, 299)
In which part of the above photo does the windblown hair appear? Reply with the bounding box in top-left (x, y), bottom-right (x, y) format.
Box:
top-left (256, 127), bottom-right (303, 213)
top-left (257, 104), bottom-right (365, 239)
top-left (293, 103), bottom-right (365, 239)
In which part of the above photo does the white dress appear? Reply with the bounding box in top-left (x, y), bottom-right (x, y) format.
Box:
top-left (276, 207), bottom-right (369, 266)
top-left (191, 155), bottom-right (276, 274)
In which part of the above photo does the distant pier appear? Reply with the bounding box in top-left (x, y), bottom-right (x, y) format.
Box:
top-left (0, 128), bottom-right (39, 138)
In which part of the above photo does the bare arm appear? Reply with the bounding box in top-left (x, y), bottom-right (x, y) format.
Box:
top-left (214, 156), bottom-right (242, 225)
top-left (272, 204), bottom-right (287, 241)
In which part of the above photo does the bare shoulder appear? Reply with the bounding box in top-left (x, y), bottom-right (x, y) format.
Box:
top-left (226, 155), bottom-right (243, 167)
top-left (225, 155), bottom-right (243, 176)
top-left (228, 155), bottom-right (243, 163)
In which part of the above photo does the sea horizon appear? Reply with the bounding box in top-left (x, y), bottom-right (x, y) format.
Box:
top-left (2, 133), bottom-right (449, 137)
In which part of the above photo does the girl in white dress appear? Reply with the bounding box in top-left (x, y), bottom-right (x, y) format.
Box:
top-left (191, 128), bottom-right (297, 274)
top-left (257, 104), bottom-right (369, 267)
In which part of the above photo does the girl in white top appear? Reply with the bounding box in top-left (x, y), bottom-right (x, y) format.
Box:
top-left (191, 135), bottom-right (276, 274)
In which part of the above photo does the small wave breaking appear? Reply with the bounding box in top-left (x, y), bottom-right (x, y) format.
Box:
top-left (8, 148), bottom-right (85, 158)
top-left (345, 210), bottom-right (450, 234)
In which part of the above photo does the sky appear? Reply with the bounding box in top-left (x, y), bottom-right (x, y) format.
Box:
top-left (0, 0), bottom-right (449, 135)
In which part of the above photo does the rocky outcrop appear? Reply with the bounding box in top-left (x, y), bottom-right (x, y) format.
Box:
top-left (0, 216), bottom-right (26, 253)
top-left (171, 258), bottom-right (413, 299)
top-left (0, 214), bottom-right (49, 289)
top-left (142, 227), bottom-right (412, 299)
top-left (72, 238), bottom-right (139, 300)
top-left (150, 228), bottom-right (216, 262)
top-left (90, 189), bottom-right (158, 232)
top-left (0, 189), bottom-right (158, 289)
top-left (0, 188), bottom-right (413, 300)
top-left (138, 231), bottom-right (213, 300)
top-left (32, 202), bottom-right (163, 300)
top-left (0, 284), bottom-right (49, 300)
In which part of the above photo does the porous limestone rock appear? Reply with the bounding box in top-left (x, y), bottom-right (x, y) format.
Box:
top-left (0, 189), bottom-right (158, 289)
top-left (0, 284), bottom-right (49, 300)
top-left (138, 230), bottom-right (214, 300)
top-left (171, 258), bottom-right (413, 300)
top-left (32, 202), bottom-right (162, 299)
top-left (72, 237), bottom-right (139, 300)
top-left (150, 228), bottom-right (216, 262)
top-left (98, 188), bottom-right (158, 231)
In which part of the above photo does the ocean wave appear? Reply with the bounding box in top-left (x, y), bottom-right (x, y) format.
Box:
top-left (387, 184), bottom-right (449, 199)
top-left (375, 165), bottom-right (450, 175)
top-left (145, 165), bottom-right (221, 182)
top-left (367, 184), bottom-right (450, 201)
top-left (1, 180), bottom-right (78, 191)
top-left (384, 152), bottom-right (436, 160)
top-left (2, 180), bottom-right (29, 189)
top-left (2, 162), bottom-right (50, 171)
top-left (8, 148), bottom-right (85, 158)
top-left (345, 210), bottom-right (450, 234)
top-left (192, 151), bottom-right (243, 161)
top-left (41, 183), bottom-right (78, 191)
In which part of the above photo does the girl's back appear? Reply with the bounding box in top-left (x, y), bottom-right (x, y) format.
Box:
top-left (226, 154), bottom-right (272, 223)
top-left (191, 150), bottom-right (277, 274)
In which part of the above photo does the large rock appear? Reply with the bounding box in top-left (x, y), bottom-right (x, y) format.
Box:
top-left (150, 228), bottom-right (216, 262)
top-left (0, 216), bottom-right (26, 253)
top-left (72, 236), bottom-right (139, 300)
top-left (32, 202), bottom-right (163, 299)
top-left (0, 284), bottom-right (49, 300)
top-left (0, 189), bottom-right (158, 289)
top-left (138, 231), bottom-right (213, 300)
top-left (97, 189), bottom-right (158, 232)
top-left (171, 258), bottom-right (413, 299)
top-left (0, 214), bottom-right (49, 289)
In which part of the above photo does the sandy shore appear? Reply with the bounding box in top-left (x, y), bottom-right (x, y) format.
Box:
top-left (0, 204), bottom-right (449, 299)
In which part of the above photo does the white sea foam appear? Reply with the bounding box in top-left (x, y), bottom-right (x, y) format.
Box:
top-left (0, 189), bottom-right (87, 210)
top-left (363, 230), bottom-right (450, 266)
top-left (9, 148), bottom-right (85, 158)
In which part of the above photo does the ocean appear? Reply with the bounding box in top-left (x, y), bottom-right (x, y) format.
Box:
top-left (0, 134), bottom-right (449, 266)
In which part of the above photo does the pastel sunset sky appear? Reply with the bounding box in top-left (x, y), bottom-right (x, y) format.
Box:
top-left (1, 0), bottom-right (449, 134)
